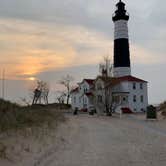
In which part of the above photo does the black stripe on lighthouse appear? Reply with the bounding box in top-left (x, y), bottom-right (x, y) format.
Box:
top-left (114, 38), bottom-right (130, 67)
top-left (112, 1), bottom-right (131, 69)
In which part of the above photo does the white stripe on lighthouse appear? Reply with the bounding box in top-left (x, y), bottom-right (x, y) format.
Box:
top-left (114, 20), bottom-right (129, 40)
top-left (113, 67), bottom-right (131, 77)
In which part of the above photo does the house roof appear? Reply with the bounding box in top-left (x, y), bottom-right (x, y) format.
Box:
top-left (70, 87), bottom-right (79, 94)
top-left (72, 76), bottom-right (147, 93)
top-left (96, 75), bottom-right (147, 83)
top-left (117, 75), bottom-right (147, 83)
top-left (78, 79), bottom-right (95, 86)
top-left (106, 75), bottom-right (147, 88)
top-left (95, 76), bottom-right (113, 83)
top-left (84, 79), bottom-right (95, 85)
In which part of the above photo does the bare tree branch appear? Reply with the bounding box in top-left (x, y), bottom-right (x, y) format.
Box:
top-left (31, 80), bottom-right (50, 105)
top-left (59, 75), bottom-right (74, 105)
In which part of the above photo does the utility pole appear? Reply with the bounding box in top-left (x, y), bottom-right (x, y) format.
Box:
top-left (2, 69), bottom-right (5, 99)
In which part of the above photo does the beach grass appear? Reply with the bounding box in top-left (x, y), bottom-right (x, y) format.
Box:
top-left (0, 99), bottom-right (66, 133)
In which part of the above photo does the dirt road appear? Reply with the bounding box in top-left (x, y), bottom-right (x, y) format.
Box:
top-left (45, 114), bottom-right (166, 166)
top-left (2, 113), bottom-right (166, 166)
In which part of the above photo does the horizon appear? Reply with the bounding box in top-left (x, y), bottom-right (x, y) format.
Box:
top-left (0, 0), bottom-right (166, 104)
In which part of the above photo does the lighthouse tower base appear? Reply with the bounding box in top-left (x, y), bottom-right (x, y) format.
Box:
top-left (113, 67), bottom-right (131, 77)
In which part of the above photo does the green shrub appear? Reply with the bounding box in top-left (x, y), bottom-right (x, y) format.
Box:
top-left (146, 105), bottom-right (157, 119)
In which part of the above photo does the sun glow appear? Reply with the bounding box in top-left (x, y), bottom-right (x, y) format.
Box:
top-left (29, 77), bottom-right (36, 81)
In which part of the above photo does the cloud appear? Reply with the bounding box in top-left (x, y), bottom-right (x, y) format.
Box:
top-left (131, 45), bottom-right (166, 65)
top-left (0, 0), bottom-right (166, 103)
top-left (0, 18), bottom-right (113, 80)
top-left (0, 13), bottom-right (165, 81)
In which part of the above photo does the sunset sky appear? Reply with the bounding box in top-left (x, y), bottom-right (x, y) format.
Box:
top-left (0, 0), bottom-right (166, 104)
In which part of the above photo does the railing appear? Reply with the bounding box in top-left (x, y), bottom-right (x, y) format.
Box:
top-left (112, 11), bottom-right (129, 18)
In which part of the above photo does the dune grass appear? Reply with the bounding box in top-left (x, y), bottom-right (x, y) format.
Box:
top-left (0, 99), bottom-right (67, 159)
top-left (0, 99), bottom-right (65, 133)
top-left (159, 101), bottom-right (166, 116)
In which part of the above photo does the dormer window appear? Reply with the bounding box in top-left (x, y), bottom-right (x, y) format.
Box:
top-left (84, 88), bottom-right (88, 93)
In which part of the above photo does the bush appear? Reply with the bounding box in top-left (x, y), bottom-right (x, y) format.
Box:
top-left (146, 105), bottom-right (157, 119)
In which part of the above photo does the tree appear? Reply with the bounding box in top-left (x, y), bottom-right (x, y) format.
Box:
top-left (56, 91), bottom-right (66, 104)
top-left (59, 75), bottom-right (74, 105)
top-left (101, 56), bottom-right (113, 116)
top-left (32, 80), bottom-right (50, 105)
top-left (104, 85), bottom-right (113, 116)
top-left (99, 55), bottom-right (113, 77)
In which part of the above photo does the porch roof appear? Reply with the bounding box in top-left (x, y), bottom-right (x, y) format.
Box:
top-left (85, 92), bottom-right (94, 97)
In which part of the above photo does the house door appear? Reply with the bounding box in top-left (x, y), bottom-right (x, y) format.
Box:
top-left (83, 96), bottom-right (88, 109)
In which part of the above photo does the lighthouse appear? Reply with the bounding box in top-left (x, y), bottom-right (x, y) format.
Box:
top-left (112, 0), bottom-right (131, 77)
top-left (71, 0), bottom-right (149, 114)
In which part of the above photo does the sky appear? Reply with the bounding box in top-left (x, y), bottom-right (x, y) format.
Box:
top-left (0, 0), bottom-right (166, 104)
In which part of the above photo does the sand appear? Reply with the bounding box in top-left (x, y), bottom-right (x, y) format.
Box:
top-left (1, 113), bottom-right (166, 166)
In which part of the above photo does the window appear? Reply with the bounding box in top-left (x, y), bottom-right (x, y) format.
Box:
top-left (79, 97), bottom-right (81, 103)
top-left (140, 83), bottom-right (143, 89)
top-left (97, 83), bottom-right (102, 90)
top-left (74, 97), bottom-right (76, 104)
top-left (141, 108), bottom-right (144, 112)
top-left (140, 95), bottom-right (144, 103)
top-left (123, 97), bottom-right (126, 101)
top-left (97, 95), bottom-right (102, 103)
top-left (133, 95), bottom-right (136, 102)
top-left (84, 97), bottom-right (87, 104)
top-left (112, 96), bottom-right (120, 103)
top-left (84, 88), bottom-right (87, 93)
top-left (133, 83), bottom-right (136, 89)
top-left (83, 86), bottom-right (87, 93)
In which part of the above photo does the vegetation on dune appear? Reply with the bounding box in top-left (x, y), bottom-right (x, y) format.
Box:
top-left (0, 99), bottom-right (66, 133)
top-left (159, 101), bottom-right (166, 116)
top-left (0, 99), bottom-right (68, 159)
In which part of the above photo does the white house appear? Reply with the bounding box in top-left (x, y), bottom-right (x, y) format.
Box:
top-left (71, 75), bottom-right (148, 114)
top-left (94, 75), bottom-right (148, 114)
top-left (71, 79), bottom-right (95, 112)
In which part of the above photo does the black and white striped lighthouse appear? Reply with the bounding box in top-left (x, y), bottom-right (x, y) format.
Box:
top-left (112, 0), bottom-right (131, 77)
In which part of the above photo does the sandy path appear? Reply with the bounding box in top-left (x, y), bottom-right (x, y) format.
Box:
top-left (49, 114), bottom-right (166, 166)
top-left (1, 114), bottom-right (166, 166)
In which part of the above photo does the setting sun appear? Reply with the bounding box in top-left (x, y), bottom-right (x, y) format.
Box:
top-left (29, 77), bottom-right (36, 81)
